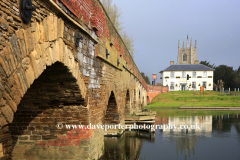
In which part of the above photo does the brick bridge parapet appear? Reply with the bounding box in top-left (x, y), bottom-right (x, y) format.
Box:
top-left (0, 0), bottom-right (163, 159)
top-left (146, 84), bottom-right (169, 103)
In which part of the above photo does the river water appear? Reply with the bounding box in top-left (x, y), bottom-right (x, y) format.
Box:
top-left (102, 110), bottom-right (240, 160)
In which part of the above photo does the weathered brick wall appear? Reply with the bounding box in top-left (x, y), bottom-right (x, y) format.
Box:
top-left (55, 0), bottom-right (149, 89)
top-left (0, 0), bottom-right (159, 159)
top-left (147, 84), bottom-right (169, 103)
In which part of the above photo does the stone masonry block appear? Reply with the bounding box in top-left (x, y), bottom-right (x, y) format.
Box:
top-left (38, 21), bottom-right (45, 44)
top-left (47, 14), bottom-right (58, 41)
top-left (57, 18), bottom-right (64, 39)
top-left (25, 27), bottom-right (34, 55)
top-left (19, 136), bottom-right (29, 140)
top-left (42, 135), bottom-right (57, 140)
top-left (24, 63), bottom-right (35, 88)
top-left (0, 54), bottom-right (9, 77)
top-left (29, 50), bottom-right (40, 79)
top-left (9, 34), bottom-right (21, 62)
top-left (58, 38), bottom-right (64, 62)
top-left (12, 75), bottom-right (25, 97)
top-left (42, 18), bottom-right (49, 41)
top-left (0, 17), bottom-right (9, 30)
top-left (0, 104), bottom-right (13, 123)
top-left (0, 115), bottom-right (7, 127)
top-left (16, 69), bottom-right (28, 93)
top-left (2, 47), bottom-right (9, 61)
top-left (30, 136), bottom-right (42, 140)
top-left (50, 42), bottom-right (57, 63)
top-left (15, 29), bottom-right (27, 59)
top-left (3, 90), bottom-right (17, 112)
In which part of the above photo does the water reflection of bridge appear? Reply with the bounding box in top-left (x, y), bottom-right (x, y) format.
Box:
top-left (101, 114), bottom-right (239, 159)
top-left (101, 132), bottom-right (154, 160)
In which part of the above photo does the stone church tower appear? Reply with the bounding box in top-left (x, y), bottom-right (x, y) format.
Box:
top-left (177, 35), bottom-right (198, 64)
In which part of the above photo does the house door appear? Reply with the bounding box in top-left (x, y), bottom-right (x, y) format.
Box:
top-left (181, 85), bottom-right (186, 91)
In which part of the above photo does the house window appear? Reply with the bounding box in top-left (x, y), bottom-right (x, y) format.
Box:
top-left (202, 81), bottom-right (207, 88)
top-left (170, 82), bottom-right (174, 90)
top-left (192, 82), bottom-right (196, 89)
top-left (192, 72), bottom-right (196, 78)
top-left (182, 71), bottom-right (186, 78)
top-left (203, 71), bottom-right (207, 77)
top-left (183, 53), bottom-right (187, 62)
top-left (170, 72), bottom-right (174, 78)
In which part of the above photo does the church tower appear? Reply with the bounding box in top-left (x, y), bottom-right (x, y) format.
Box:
top-left (177, 35), bottom-right (197, 64)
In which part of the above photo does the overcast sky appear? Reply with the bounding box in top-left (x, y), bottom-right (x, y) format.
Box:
top-left (111, 0), bottom-right (240, 83)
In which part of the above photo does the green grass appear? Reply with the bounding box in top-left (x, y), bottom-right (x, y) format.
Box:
top-left (152, 109), bottom-right (240, 117)
top-left (147, 91), bottom-right (240, 108)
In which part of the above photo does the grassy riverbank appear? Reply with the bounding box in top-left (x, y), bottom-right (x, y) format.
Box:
top-left (153, 109), bottom-right (240, 117)
top-left (147, 91), bottom-right (240, 108)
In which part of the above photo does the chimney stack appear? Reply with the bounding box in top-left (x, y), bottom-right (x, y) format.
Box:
top-left (170, 61), bottom-right (174, 65)
top-left (194, 60), bottom-right (199, 64)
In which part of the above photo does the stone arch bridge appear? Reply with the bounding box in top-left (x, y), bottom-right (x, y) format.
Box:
top-left (0, 0), bottom-right (168, 159)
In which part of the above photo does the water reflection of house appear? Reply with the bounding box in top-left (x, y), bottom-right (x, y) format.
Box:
top-left (155, 116), bottom-right (169, 125)
top-left (162, 116), bottom-right (212, 159)
top-left (176, 135), bottom-right (197, 159)
top-left (163, 116), bottom-right (212, 135)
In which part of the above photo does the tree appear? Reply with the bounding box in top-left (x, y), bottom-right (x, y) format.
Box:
top-left (233, 66), bottom-right (240, 88)
top-left (237, 66), bottom-right (240, 73)
top-left (200, 61), bottom-right (216, 69)
top-left (121, 31), bottom-right (134, 58)
top-left (217, 79), bottom-right (224, 95)
top-left (102, 0), bottom-right (135, 58)
top-left (140, 72), bottom-right (150, 84)
top-left (102, 0), bottom-right (123, 32)
top-left (214, 65), bottom-right (235, 89)
top-left (145, 75), bottom-right (150, 84)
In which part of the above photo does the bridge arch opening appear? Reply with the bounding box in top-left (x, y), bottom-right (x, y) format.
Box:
top-left (104, 91), bottom-right (119, 124)
top-left (134, 89), bottom-right (136, 99)
top-left (125, 90), bottom-right (130, 114)
top-left (5, 62), bottom-right (88, 159)
top-left (138, 91), bottom-right (141, 109)
top-left (142, 96), bottom-right (144, 106)
top-left (147, 96), bottom-right (150, 104)
top-left (132, 89), bottom-right (138, 111)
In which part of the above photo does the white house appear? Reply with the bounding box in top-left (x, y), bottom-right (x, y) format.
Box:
top-left (160, 63), bottom-right (214, 91)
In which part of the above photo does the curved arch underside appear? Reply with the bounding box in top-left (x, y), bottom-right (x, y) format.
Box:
top-left (8, 62), bottom-right (88, 159)
top-left (104, 91), bottom-right (119, 124)
top-left (125, 90), bottom-right (130, 114)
